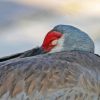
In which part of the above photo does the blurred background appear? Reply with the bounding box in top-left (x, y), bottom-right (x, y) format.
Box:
top-left (0, 0), bottom-right (100, 57)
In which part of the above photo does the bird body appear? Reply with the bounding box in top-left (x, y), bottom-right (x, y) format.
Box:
top-left (0, 25), bottom-right (99, 100)
top-left (0, 51), bottom-right (100, 100)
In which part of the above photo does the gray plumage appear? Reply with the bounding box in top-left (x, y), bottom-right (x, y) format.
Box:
top-left (0, 51), bottom-right (100, 100)
top-left (0, 25), bottom-right (99, 100)
top-left (53, 25), bottom-right (94, 53)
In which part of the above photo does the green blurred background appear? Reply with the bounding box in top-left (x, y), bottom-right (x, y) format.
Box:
top-left (0, 0), bottom-right (100, 57)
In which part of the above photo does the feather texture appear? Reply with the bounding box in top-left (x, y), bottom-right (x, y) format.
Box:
top-left (0, 51), bottom-right (99, 100)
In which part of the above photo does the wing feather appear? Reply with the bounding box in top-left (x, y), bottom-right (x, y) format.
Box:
top-left (0, 51), bottom-right (100, 100)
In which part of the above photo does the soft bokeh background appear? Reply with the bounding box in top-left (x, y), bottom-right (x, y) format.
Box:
top-left (0, 0), bottom-right (100, 57)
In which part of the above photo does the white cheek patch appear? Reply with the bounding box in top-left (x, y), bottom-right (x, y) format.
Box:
top-left (50, 36), bottom-right (64, 53)
top-left (51, 39), bottom-right (58, 45)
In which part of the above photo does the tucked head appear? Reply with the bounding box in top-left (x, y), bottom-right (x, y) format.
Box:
top-left (41, 25), bottom-right (94, 53)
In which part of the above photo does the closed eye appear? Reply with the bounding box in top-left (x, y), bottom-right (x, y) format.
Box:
top-left (51, 39), bottom-right (58, 45)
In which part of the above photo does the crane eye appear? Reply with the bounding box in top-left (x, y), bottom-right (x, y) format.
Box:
top-left (51, 39), bottom-right (58, 45)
